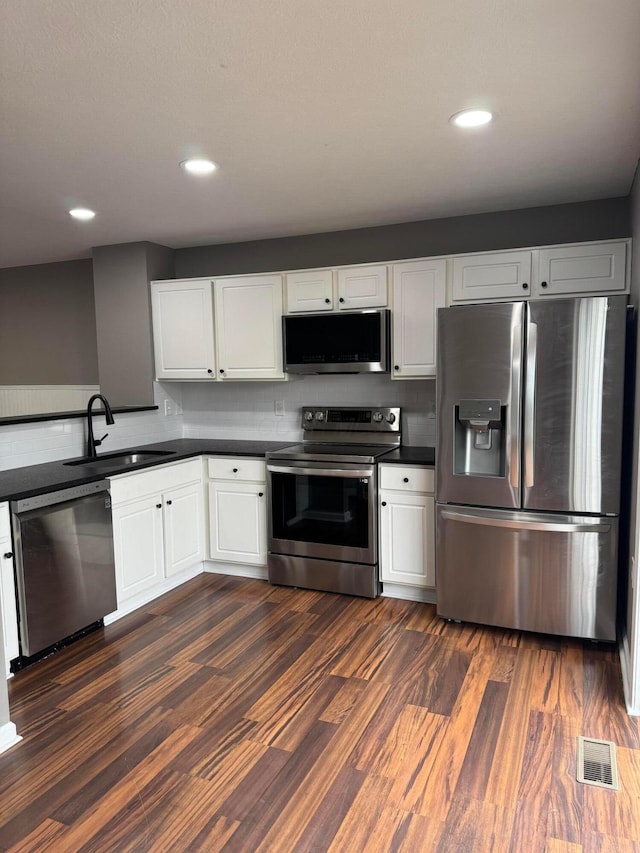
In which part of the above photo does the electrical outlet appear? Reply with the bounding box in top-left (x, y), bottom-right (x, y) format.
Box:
top-left (274, 400), bottom-right (285, 416)
top-left (164, 400), bottom-right (173, 416)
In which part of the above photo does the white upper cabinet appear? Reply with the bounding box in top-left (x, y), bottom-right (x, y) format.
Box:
top-left (391, 259), bottom-right (446, 379)
top-left (534, 241), bottom-right (628, 297)
top-left (452, 251), bottom-right (532, 302)
top-left (151, 279), bottom-right (216, 379)
top-left (286, 269), bottom-right (334, 312)
top-left (214, 275), bottom-right (285, 380)
top-left (337, 265), bottom-right (388, 309)
top-left (451, 241), bottom-right (629, 303)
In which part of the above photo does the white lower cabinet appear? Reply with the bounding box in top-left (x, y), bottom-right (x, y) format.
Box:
top-left (0, 503), bottom-right (19, 675)
top-left (207, 457), bottom-right (267, 566)
top-left (379, 465), bottom-right (435, 590)
top-left (112, 495), bottom-right (165, 602)
top-left (110, 460), bottom-right (205, 607)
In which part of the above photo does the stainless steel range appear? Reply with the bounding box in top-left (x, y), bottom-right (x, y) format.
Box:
top-left (266, 406), bottom-right (401, 598)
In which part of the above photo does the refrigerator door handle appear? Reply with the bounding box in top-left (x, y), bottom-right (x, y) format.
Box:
top-left (509, 320), bottom-right (522, 489)
top-left (440, 508), bottom-right (611, 534)
top-left (524, 321), bottom-right (537, 488)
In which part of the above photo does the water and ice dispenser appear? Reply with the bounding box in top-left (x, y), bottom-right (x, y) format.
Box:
top-left (454, 399), bottom-right (506, 477)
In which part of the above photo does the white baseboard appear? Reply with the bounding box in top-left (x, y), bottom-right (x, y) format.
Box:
top-left (204, 561), bottom-right (268, 581)
top-left (381, 583), bottom-right (436, 604)
top-left (620, 632), bottom-right (640, 716)
top-left (0, 722), bottom-right (21, 755)
top-left (104, 563), bottom-right (205, 624)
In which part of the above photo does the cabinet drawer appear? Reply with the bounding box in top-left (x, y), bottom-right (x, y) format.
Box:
top-left (379, 464), bottom-right (434, 493)
top-left (110, 458), bottom-right (203, 505)
top-left (0, 503), bottom-right (10, 541)
top-left (208, 457), bottom-right (266, 482)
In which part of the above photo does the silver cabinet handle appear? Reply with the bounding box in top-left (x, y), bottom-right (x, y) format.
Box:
top-left (440, 509), bottom-right (610, 534)
top-left (525, 321), bottom-right (537, 488)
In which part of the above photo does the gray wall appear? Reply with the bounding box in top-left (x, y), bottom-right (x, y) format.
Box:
top-left (0, 259), bottom-right (98, 384)
top-left (92, 242), bottom-right (174, 406)
top-left (175, 197), bottom-right (631, 278)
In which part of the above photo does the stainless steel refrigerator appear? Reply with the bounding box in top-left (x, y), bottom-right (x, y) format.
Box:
top-left (436, 295), bottom-right (627, 641)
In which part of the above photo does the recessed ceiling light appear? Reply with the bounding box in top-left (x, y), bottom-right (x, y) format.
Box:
top-left (68, 207), bottom-right (96, 221)
top-left (181, 158), bottom-right (218, 175)
top-left (450, 109), bottom-right (493, 128)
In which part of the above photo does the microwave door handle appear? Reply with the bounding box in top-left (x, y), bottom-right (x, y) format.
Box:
top-left (267, 465), bottom-right (373, 479)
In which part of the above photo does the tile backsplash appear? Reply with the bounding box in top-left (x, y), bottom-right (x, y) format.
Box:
top-left (0, 384), bottom-right (183, 471)
top-left (181, 374), bottom-right (436, 445)
top-left (0, 377), bottom-right (436, 471)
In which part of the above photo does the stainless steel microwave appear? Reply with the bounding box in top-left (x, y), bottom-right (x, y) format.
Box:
top-left (283, 309), bottom-right (390, 374)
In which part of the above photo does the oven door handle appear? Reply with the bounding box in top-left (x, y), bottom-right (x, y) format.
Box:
top-left (267, 464), bottom-right (374, 479)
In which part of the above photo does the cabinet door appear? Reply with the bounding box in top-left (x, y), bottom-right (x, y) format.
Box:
top-left (215, 276), bottom-right (285, 380)
top-left (0, 545), bottom-right (19, 674)
top-left (163, 482), bottom-right (205, 577)
top-left (337, 266), bottom-right (388, 309)
top-left (535, 242), bottom-right (627, 296)
top-left (392, 260), bottom-right (446, 378)
top-left (286, 270), bottom-right (334, 312)
top-left (112, 495), bottom-right (165, 604)
top-left (151, 280), bottom-right (216, 379)
top-left (452, 251), bottom-right (532, 302)
top-left (209, 481), bottom-right (266, 565)
top-left (379, 491), bottom-right (435, 587)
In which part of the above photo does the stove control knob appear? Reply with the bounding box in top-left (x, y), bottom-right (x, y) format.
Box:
top-left (303, 410), bottom-right (314, 422)
top-left (372, 411), bottom-right (384, 422)
top-left (315, 411), bottom-right (325, 422)
top-left (386, 412), bottom-right (396, 424)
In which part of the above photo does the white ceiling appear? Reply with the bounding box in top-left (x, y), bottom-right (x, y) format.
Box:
top-left (1, 0), bottom-right (639, 269)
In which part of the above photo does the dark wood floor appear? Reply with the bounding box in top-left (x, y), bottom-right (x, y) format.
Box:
top-left (1, 573), bottom-right (638, 852)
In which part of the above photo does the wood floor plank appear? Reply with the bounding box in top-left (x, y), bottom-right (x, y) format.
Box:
top-left (325, 772), bottom-right (394, 853)
top-left (247, 681), bottom-right (390, 852)
top-left (1, 574), bottom-right (638, 852)
top-left (545, 840), bottom-right (583, 853)
top-left (396, 649), bottom-right (495, 823)
top-left (319, 676), bottom-right (367, 724)
top-left (364, 702), bottom-right (434, 778)
top-left (435, 795), bottom-right (515, 853)
top-left (546, 715), bottom-right (583, 845)
top-left (43, 725), bottom-right (202, 851)
top-left (243, 631), bottom-right (360, 725)
top-left (509, 710), bottom-right (557, 852)
top-left (453, 679), bottom-right (510, 800)
top-left (582, 649), bottom-right (613, 742)
top-left (483, 648), bottom-right (538, 809)
top-left (218, 720), bottom-right (339, 851)
top-left (530, 649), bottom-right (562, 713)
top-left (291, 765), bottom-right (367, 852)
top-left (387, 711), bottom-right (450, 812)
top-left (249, 673), bottom-right (347, 751)
top-left (5, 819), bottom-right (69, 853)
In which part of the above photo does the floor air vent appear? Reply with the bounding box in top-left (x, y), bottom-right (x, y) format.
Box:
top-left (576, 736), bottom-right (619, 790)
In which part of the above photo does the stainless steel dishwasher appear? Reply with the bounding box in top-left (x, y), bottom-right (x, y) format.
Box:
top-left (11, 480), bottom-right (116, 658)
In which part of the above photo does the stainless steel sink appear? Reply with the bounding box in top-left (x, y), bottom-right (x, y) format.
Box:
top-left (64, 450), bottom-right (177, 468)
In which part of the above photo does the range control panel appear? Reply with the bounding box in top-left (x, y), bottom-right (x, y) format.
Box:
top-left (301, 406), bottom-right (400, 432)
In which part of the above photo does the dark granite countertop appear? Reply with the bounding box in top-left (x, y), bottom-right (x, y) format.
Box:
top-left (0, 439), bottom-right (436, 502)
top-left (379, 446), bottom-right (435, 466)
top-left (0, 438), bottom-right (294, 502)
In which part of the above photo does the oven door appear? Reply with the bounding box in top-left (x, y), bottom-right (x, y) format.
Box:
top-left (267, 460), bottom-right (377, 564)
